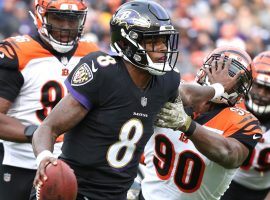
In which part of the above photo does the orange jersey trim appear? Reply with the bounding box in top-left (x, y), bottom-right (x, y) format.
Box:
top-left (5, 35), bottom-right (53, 71)
top-left (4, 35), bottom-right (99, 71)
top-left (204, 106), bottom-right (262, 137)
top-left (74, 41), bottom-right (99, 57)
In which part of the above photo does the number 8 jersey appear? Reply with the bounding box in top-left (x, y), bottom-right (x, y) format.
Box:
top-left (0, 34), bottom-right (98, 169)
top-left (61, 51), bottom-right (180, 199)
top-left (142, 105), bottom-right (261, 200)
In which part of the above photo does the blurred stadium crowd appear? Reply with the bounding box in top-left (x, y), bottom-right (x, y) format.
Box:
top-left (1, 0), bottom-right (270, 80)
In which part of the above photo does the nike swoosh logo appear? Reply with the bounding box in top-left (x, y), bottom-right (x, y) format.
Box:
top-left (253, 134), bottom-right (262, 140)
top-left (0, 53), bottom-right (4, 58)
top-left (91, 60), bottom-right (98, 73)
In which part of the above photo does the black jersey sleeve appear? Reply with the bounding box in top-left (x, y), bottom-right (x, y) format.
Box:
top-left (65, 51), bottom-right (111, 110)
top-left (0, 68), bottom-right (24, 102)
top-left (0, 40), bottom-right (22, 102)
top-left (229, 118), bottom-right (262, 151)
top-left (0, 41), bottom-right (19, 70)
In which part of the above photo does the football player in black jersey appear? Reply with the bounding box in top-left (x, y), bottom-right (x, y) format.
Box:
top-left (31, 1), bottom-right (242, 200)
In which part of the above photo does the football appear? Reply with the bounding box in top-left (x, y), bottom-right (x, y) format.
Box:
top-left (36, 159), bottom-right (78, 200)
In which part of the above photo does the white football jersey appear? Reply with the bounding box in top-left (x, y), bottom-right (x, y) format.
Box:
top-left (141, 106), bottom-right (261, 200)
top-left (142, 127), bottom-right (237, 200)
top-left (1, 35), bottom-right (98, 169)
top-left (233, 125), bottom-right (270, 190)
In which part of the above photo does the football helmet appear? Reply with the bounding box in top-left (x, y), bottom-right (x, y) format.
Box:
top-left (110, 0), bottom-right (179, 75)
top-left (196, 46), bottom-right (253, 106)
top-left (32, 0), bottom-right (87, 53)
top-left (246, 51), bottom-right (270, 116)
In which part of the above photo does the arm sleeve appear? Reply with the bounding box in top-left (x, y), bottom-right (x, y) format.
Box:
top-left (227, 113), bottom-right (262, 152)
top-left (0, 40), bottom-right (22, 102)
top-left (229, 119), bottom-right (262, 150)
top-left (0, 68), bottom-right (24, 102)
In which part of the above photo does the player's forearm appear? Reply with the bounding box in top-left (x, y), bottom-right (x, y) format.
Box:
top-left (32, 124), bottom-right (56, 157)
top-left (0, 113), bottom-right (29, 142)
top-left (32, 94), bottom-right (89, 156)
top-left (189, 124), bottom-right (248, 169)
top-left (180, 83), bottom-right (215, 106)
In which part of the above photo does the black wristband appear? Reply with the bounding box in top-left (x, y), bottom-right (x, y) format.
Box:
top-left (24, 125), bottom-right (38, 142)
top-left (185, 121), bottom-right (196, 137)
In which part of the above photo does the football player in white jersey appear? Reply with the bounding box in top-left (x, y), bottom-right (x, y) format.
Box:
top-left (0, 1), bottom-right (98, 200)
top-left (140, 46), bottom-right (263, 200)
top-left (221, 51), bottom-right (270, 200)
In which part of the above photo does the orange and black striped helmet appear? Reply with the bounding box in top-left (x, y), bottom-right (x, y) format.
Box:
top-left (33, 0), bottom-right (87, 53)
top-left (196, 46), bottom-right (253, 106)
top-left (246, 51), bottom-right (270, 116)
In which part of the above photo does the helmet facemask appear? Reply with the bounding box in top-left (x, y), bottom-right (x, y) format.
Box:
top-left (247, 83), bottom-right (270, 116)
top-left (110, 1), bottom-right (179, 75)
top-left (33, 1), bottom-right (87, 53)
top-left (45, 9), bottom-right (85, 46)
top-left (137, 30), bottom-right (179, 75)
top-left (113, 28), bottom-right (179, 75)
top-left (245, 52), bottom-right (270, 116)
top-left (196, 52), bottom-right (253, 106)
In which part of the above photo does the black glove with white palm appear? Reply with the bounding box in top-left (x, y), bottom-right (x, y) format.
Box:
top-left (155, 96), bottom-right (196, 136)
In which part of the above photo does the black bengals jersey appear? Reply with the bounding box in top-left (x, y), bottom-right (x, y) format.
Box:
top-left (62, 51), bottom-right (180, 199)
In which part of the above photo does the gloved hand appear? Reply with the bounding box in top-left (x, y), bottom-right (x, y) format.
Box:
top-left (155, 97), bottom-right (192, 132)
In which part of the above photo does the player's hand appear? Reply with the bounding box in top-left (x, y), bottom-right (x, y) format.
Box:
top-left (33, 157), bottom-right (57, 187)
top-left (155, 97), bottom-right (192, 131)
top-left (204, 54), bottom-right (242, 92)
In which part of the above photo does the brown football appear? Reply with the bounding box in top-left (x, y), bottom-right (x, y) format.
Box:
top-left (37, 159), bottom-right (77, 200)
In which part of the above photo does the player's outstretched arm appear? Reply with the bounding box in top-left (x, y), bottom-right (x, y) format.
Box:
top-left (155, 98), bottom-right (251, 169)
top-left (179, 83), bottom-right (216, 107)
top-left (188, 124), bottom-right (249, 169)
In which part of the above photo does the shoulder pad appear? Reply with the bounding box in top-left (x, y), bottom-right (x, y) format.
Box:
top-left (222, 106), bottom-right (262, 136)
top-left (0, 40), bottom-right (19, 70)
top-left (75, 41), bottom-right (99, 57)
top-left (84, 51), bottom-right (117, 69)
top-left (3, 35), bottom-right (53, 71)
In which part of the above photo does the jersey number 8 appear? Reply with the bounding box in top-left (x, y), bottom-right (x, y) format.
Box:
top-left (107, 118), bottom-right (143, 168)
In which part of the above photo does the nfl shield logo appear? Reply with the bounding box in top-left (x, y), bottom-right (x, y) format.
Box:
top-left (141, 97), bottom-right (147, 107)
top-left (3, 173), bottom-right (11, 182)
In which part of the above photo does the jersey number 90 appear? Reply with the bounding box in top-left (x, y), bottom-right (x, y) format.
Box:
top-left (154, 134), bottom-right (205, 193)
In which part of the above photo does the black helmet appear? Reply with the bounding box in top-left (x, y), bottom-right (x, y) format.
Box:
top-left (110, 0), bottom-right (179, 75)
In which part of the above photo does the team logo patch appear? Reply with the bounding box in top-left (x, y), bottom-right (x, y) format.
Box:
top-left (71, 63), bottom-right (93, 86)
top-left (3, 173), bottom-right (11, 182)
top-left (111, 9), bottom-right (151, 30)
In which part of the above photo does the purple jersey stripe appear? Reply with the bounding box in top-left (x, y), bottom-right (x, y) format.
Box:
top-left (65, 79), bottom-right (92, 110)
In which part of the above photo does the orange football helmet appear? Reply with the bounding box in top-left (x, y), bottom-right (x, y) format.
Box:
top-left (246, 51), bottom-right (270, 116)
top-left (32, 0), bottom-right (87, 53)
top-left (196, 46), bottom-right (253, 106)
